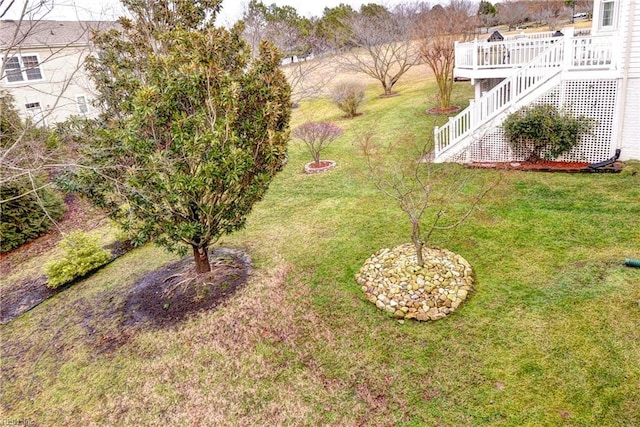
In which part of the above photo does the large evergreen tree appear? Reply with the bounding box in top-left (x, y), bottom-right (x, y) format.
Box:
top-left (70, 0), bottom-right (291, 273)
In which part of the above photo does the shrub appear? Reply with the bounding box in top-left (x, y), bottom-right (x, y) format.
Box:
top-left (292, 122), bottom-right (343, 167)
top-left (0, 179), bottom-right (67, 253)
top-left (44, 232), bottom-right (112, 289)
top-left (502, 104), bottom-right (594, 162)
top-left (331, 81), bottom-right (365, 118)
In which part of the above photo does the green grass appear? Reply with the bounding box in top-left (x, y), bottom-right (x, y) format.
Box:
top-left (2, 72), bottom-right (640, 426)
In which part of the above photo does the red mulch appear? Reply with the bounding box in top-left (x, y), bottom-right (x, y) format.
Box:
top-left (427, 106), bottom-right (462, 115)
top-left (307, 161), bottom-right (335, 169)
top-left (468, 161), bottom-right (597, 173)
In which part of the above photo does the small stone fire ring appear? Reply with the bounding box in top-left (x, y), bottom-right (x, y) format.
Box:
top-left (355, 243), bottom-right (474, 321)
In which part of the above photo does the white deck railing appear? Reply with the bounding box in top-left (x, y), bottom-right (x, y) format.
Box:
top-left (435, 32), bottom-right (615, 162)
top-left (569, 35), bottom-right (614, 68)
top-left (503, 30), bottom-right (558, 40)
top-left (456, 29), bottom-right (598, 70)
top-left (456, 35), bottom-right (562, 69)
top-left (435, 39), bottom-right (566, 159)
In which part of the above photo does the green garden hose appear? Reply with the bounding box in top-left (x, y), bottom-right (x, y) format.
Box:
top-left (624, 259), bottom-right (640, 268)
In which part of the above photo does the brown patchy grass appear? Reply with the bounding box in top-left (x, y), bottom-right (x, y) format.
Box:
top-left (71, 259), bottom-right (378, 426)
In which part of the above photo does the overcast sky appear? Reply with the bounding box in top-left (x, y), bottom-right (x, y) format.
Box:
top-left (4, 0), bottom-right (427, 25)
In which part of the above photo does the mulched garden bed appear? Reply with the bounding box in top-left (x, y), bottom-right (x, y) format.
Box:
top-left (122, 248), bottom-right (251, 327)
top-left (467, 161), bottom-right (622, 173)
top-left (0, 196), bottom-right (108, 324)
top-left (427, 105), bottom-right (462, 115)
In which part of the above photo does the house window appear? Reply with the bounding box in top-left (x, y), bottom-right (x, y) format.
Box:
top-left (25, 102), bottom-right (45, 125)
top-left (76, 96), bottom-right (89, 114)
top-left (5, 57), bottom-right (23, 82)
top-left (601, 1), bottom-right (615, 27)
top-left (2, 55), bottom-right (43, 82)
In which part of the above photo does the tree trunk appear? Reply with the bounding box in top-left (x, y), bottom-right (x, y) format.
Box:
top-left (383, 82), bottom-right (392, 97)
top-left (412, 220), bottom-right (424, 267)
top-left (192, 244), bottom-right (211, 274)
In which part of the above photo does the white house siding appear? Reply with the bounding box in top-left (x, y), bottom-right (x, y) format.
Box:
top-left (620, 78), bottom-right (640, 160)
top-left (2, 45), bottom-right (98, 124)
top-left (0, 21), bottom-right (113, 125)
top-left (617, 1), bottom-right (640, 160)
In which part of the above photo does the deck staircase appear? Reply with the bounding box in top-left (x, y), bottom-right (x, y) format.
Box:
top-left (433, 31), bottom-right (615, 163)
top-left (433, 38), bottom-right (568, 163)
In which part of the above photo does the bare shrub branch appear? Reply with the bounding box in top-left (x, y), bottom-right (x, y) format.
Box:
top-left (292, 122), bottom-right (343, 167)
top-left (358, 129), bottom-right (499, 267)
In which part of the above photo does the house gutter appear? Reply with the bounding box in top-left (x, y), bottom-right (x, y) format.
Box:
top-left (615, 0), bottom-right (636, 151)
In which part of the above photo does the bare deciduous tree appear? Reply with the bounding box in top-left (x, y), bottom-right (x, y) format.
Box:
top-left (0, 1), bottom-right (109, 203)
top-left (242, 1), bottom-right (336, 105)
top-left (496, 0), bottom-right (530, 31)
top-left (338, 3), bottom-right (423, 97)
top-left (292, 122), bottom-right (343, 168)
top-left (417, 0), bottom-right (476, 111)
top-left (359, 130), bottom-right (497, 267)
top-left (283, 56), bottom-right (338, 106)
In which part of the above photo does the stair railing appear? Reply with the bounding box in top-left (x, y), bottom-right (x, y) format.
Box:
top-left (434, 36), bottom-right (568, 160)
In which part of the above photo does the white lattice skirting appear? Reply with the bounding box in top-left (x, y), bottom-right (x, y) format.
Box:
top-left (467, 79), bottom-right (619, 163)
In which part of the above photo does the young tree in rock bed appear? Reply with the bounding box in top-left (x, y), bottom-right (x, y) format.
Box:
top-left (69, 0), bottom-right (291, 274)
top-left (359, 130), bottom-right (497, 267)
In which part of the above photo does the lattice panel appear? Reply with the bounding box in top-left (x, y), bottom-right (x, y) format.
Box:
top-left (466, 79), bottom-right (618, 163)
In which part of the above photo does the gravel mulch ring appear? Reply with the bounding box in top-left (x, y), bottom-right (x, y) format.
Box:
top-left (356, 243), bottom-right (474, 321)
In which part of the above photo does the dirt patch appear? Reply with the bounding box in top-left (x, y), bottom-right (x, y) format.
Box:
top-left (0, 276), bottom-right (53, 324)
top-left (122, 248), bottom-right (252, 328)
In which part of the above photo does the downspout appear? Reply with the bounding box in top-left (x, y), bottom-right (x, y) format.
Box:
top-left (615, 0), bottom-right (636, 153)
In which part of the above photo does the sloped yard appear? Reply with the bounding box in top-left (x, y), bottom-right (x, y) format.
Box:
top-left (2, 72), bottom-right (639, 426)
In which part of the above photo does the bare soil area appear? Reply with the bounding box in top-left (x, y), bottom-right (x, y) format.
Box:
top-left (122, 248), bottom-right (251, 328)
top-left (1, 196), bottom-right (251, 331)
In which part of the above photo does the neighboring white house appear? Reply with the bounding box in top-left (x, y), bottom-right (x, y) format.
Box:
top-left (434, 0), bottom-right (640, 163)
top-left (0, 20), bottom-right (114, 125)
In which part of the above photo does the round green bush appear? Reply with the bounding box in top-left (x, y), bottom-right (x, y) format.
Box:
top-left (502, 104), bottom-right (594, 162)
top-left (44, 232), bottom-right (112, 289)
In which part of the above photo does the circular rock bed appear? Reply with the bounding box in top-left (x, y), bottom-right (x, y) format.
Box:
top-left (355, 243), bottom-right (474, 321)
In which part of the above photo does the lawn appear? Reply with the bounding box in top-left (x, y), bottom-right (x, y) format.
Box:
top-left (1, 67), bottom-right (639, 426)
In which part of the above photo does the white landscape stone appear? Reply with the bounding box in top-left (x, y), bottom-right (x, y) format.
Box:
top-left (356, 243), bottom-right (474, 322)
